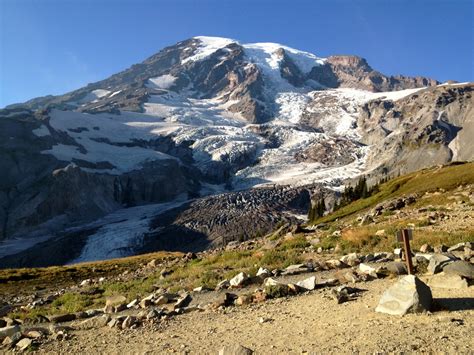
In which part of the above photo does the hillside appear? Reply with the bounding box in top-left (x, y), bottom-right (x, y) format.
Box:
top-left (0, 163), bottom-right (472, 353)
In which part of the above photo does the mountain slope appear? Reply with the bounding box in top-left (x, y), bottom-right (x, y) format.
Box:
top-left (0, 36), bottom-right (472, 266)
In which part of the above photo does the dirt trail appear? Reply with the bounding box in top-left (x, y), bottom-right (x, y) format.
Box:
top-left (36, 277), bottom-right (474, 354)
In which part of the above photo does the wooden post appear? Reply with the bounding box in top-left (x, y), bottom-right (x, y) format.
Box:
top-left (402, 229), bottom-right (414, 275)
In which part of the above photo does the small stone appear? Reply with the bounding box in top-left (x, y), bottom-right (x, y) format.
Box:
top-left (147, 259), bottom-right (158, 268)
top-left (15, 338), bottom-right (32, 351)
top-left (376, 275), bottom-right (432, 316)
top-left (340, 253), bottom-right (361, 267)
top-left (121, 316), bottom-right (137, 329)
top-left (219, 344), bottom-right (254, 355)
top-left (419, 244), bottom-right (433, 253)
top-left (25, 330), bottom-right (43, 338)
top-left (174, 293), bottom-right (192, 309)
top-left (259, 317), bottom-right (271, 323)
top-left (216, 279), bottom-right (230, 290)
top-left (140, 298), bottom-right (153, 309)
top-left (154, 295), bottom-right (170, 306)
top-left (434, 245), bottom-right (448, 253)
top-left (107, 318), bottom-right (119, 328)
top-left (235, 295), bottom-right (253, 306)
top-left (212, 293), bottom-right (237, 308)
top-left (80, 279), bottom-right (92, 287)
top-left (127, 299), bottom-right (138, 308)
top-left (335, 269), bottom-right (360, 283)
top-left (359, 215), bottom-right (374, 226)
top-left (375, 230), bottom-right (386, 237)
top-left (358, 263), bottom-right (378, 278)
top-left (256, 267), bottom-right (271, 278)
top-left (263, 277), bottom-right (281, 287)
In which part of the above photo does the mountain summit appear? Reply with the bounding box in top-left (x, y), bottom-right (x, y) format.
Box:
top-left (0, 36), bottom-right (472, 267)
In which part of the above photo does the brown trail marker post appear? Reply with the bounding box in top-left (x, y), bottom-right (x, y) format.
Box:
top-left (396, 229), bottom-right (414, 275)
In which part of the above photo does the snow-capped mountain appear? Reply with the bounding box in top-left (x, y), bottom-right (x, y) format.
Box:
top-left (1, 36), bottom-right (472, 267)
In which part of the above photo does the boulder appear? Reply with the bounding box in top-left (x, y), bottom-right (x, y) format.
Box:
top-left (428, 273), bottom-right (468, 289)
top-left (427, 254), bottom-right (455, 274)
top-left (219, 344), bottom-right (254, 355)
top-left (230, 272), bottom-right (249, 288)
top-left (443, 261), bottom-right (474, 279)
top-left (375, 275), bottom-right (432, 316)
top-left (296, 276), bottom-right (317, 291)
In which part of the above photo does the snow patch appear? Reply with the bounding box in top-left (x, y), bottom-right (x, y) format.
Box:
top-left (147, 74), bottom-right (178, 89)
top-left (78, 89), bottom-right (111, 104)
top-left (182, 36), bottom-right (236, 64)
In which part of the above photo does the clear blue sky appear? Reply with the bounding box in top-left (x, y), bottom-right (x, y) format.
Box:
top-left (1, 0), bottom-right (473, 107)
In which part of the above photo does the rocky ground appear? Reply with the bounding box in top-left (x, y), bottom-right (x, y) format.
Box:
top-left (35, 278), bottom-right (473, 354)
top-left (1, 240), bottom-right (473, 354)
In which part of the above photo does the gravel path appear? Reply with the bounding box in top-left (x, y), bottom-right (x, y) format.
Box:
top-left (36, 277), bottom-right (474, 354)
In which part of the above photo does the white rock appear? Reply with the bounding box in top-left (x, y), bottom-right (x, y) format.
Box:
top-left (375, 275), bottom-right (432, 316)
top-left (256, 267), bottom-right (271, 278)
top-left (296, 276), bottom-right (317, 290)
top-left (358, 263), bottom-right (377, 277)
top-left (229, 272), bottom-right (249, 288)
top-left (263, 278), bottom-right (281, 287)
top-left (16, 338), bottom-right (32, 351)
